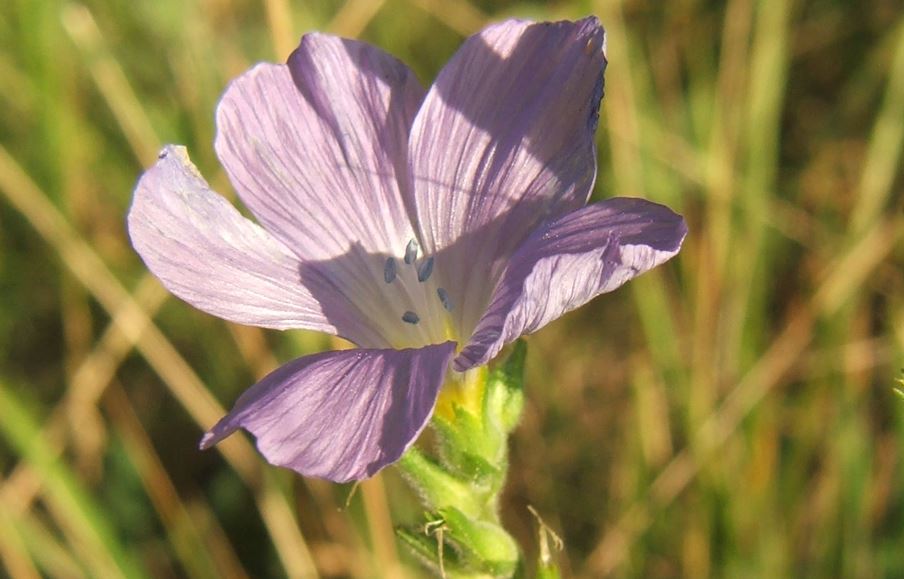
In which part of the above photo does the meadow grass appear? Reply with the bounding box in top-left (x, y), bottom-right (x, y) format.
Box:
top-left (0, 0), bottom-right (901, 577)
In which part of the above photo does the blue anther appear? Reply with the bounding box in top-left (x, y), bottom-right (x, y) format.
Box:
top-left (417, 257), bottom-right (434, 282)
top-left (437, 288), bottom-right (453, 311)
top-left (404, 239), bottom-right (419, 264)
top-left (383, 257), bottom-right (397, 283)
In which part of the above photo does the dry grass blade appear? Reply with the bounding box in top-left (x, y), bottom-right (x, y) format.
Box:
top-left (105, 382), bottom-right (246, 579)
top-left (1, 275), bottom-right (168, 514)
top-left (2, 1), bottom-right (900, 576)
top-left (61, 3), bottom-right (160, 164)
top-left (405, 0), bottom-right (485, 37)
top-left (0, 383), bottom-right (143, 579)
top-left (850, 16), bottom-right (904, 234)
top-left (585, 213), bottom-right (902, 573)
top-left (264, 0), bottom-right (295, 59)
top-left (360, 475), bottom-right (406, 578)
top-left (327, 0), bottom-right (386, 37)
top-left (583, 0), bottom-right (901, 571)
top-left (0, 145), bottom-right (319, 578)
top-left (0, 498), bottom-right (42, 579)
top-left (0, 482), bottom-right (86, 579)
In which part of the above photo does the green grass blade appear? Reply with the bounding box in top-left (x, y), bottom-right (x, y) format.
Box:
top-left (0, 381), bottom-right (148, 579)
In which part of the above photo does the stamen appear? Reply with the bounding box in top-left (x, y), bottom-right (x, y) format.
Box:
top-left (437, 288), bottom-right (453, 311)
top-left (402, 311), bottom-right (420, 324)
top-left (404, 239), bottom-right (419, 264)
top-left (383, 257), bottom-right (397, 283)
top-left (417, 257), bottom-right (434, 282)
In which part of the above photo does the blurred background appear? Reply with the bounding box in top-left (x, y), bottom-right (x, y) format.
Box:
top-left (1, 0), bottom-right (902, 577)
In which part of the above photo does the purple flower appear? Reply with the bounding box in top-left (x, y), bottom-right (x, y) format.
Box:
top-left (128, 17), bottom-right (686, 482)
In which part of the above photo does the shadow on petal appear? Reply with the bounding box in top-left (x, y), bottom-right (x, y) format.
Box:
top-left (295, 197), bottom-right (556, 350)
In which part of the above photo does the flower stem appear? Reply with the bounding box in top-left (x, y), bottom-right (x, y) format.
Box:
top-left (396, 341), bottom-right (530, 578)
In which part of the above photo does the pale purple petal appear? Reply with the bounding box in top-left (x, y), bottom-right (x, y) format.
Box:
top-left (200, 342), bottom-right (456, 482)
top-left (128, 146), bottom-right (382, 345)
top-left (215, 35), bottom-right (424, 261)
top-left (454, 198), bottom-right (687, 371)
top-left (408, 17), bottom-right (607, 336)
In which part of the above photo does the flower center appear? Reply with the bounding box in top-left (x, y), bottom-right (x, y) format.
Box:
top-left (377, 238), bottom-right (456, 349)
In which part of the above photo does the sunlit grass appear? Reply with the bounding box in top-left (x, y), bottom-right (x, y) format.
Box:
top-left (1, 0), bottom-right (902, 577)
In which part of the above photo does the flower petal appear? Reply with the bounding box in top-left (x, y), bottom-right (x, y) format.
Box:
top-left (408, 17), bottom-right (608, 335)
top-left (215, 35), bottom-right (424, 261)
top-left (454, 198), bottom-right (687, 371)
top-left (128, 146), bottom-right (383, 345)
top-left (200, 342), bottom-right (457, 482)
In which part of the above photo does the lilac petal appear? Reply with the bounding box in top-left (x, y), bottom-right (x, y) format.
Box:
top-left (200, 342), bottom-right (456, 482)
top-left (454, 198), bottom-right (687, 371)
top-left (215, 35), bottom-right (424, 261)
top-left (128, 146), bottom-right (383, 345)
top-left (408, 17), bottom-right (608, 335)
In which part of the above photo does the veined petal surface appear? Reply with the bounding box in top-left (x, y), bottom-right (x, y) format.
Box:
top-left (200, 342), bottom-right (457, 482)
top-left (216, 35), bottom-right (423, 260)
top-left (128, 146), bottom-right (379, 343)
top-left (409, 17), bottom-right (607, 336)
top-left (215, 36), bottom-right (429, 345)
top-left (454, 198), bottom-right (687, 371)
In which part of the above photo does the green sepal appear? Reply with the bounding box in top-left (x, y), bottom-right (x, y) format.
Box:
top-left (438, 506), bottom-right (519, 577)
top-left (536, 564), bottom-right (561, 579)
top-left (448, 452), bottom-right (501, 484)
top-left (432, 341), bottom-right (527, 479)
top-left (397, 341), bottom-right (530, 577)
top-left (396, 525), bottom-right (466, 577)
top-left (485, 340), bottom-right (527, 435)
top-left (396, 447), bottom-right (482, 517)
top-left (433, 406), bottom-right (485, 459)
top-left (433, 408), bottom-right (504, 485)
